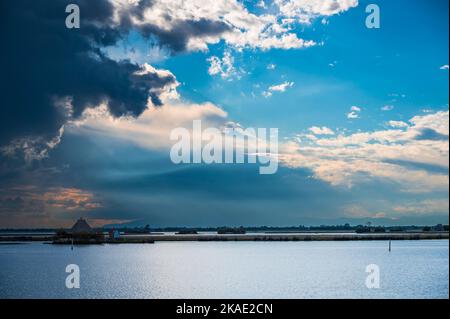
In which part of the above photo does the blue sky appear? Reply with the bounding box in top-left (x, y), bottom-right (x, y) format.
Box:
top-left (0, 0), bottom-right (448, 228)
top-left (156, 0), bottom-right (449, 133)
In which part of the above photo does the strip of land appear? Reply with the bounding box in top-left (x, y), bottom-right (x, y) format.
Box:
top-left (0, 232), bottom-right (448, 243)
top-left (125, 232), bottom-right (449, 242)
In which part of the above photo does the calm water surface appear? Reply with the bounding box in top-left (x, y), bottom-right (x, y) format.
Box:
top-left (0, 240), bottom-right (448, 299)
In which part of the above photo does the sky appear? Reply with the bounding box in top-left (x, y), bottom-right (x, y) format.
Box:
top-left (0, 0), bottom-right (448, 228)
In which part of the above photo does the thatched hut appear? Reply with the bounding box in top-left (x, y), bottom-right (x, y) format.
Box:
top-left (69, 218), bottom-right (94, 235)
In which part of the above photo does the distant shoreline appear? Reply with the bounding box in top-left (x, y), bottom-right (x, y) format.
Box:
top-left (0, 232), bottom-right (448, 243)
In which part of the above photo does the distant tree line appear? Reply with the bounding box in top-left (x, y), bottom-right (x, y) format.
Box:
top-left (99, 223), bottom-right (449, 234)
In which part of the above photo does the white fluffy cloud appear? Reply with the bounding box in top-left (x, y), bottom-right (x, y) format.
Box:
top-left (68, 98), bottom-right (275, 166)
top-left (280, 111), bottom-right (449, 193)
top-left (70, 101), bottom-right (228, 151)
top-left (347, 105), bottom-right (361, 119)
top-left (263, 81), bottom-right (295, 97)
top-left (207, 51), bottom-right (241, 80)
top-left (275, 0), bottom-right (359, 24)
top-left (381, 105), bottom-right (394, 111)
top-left (388, 120), bottom-right (409, 129)
top-left (270, 81), bottom-right (295, 92)
top-left (309, 126), bottom-right (335, 135)
top-left (347, 112), bottom-right (359, 119)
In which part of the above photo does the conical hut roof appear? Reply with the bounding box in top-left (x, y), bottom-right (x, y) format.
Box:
top-left (70, 218), bottom-right (94, 234)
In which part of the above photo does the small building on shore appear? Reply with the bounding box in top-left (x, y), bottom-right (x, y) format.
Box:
top-left (69, 218), bottom-right (94, 235)
top-left (108, 227), bottom-right (121, 240)
top-left (53, 217), bottom-right (104, 244)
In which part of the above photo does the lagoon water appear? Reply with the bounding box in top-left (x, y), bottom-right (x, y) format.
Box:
top-left (0, 240), bottom-right (448, 299)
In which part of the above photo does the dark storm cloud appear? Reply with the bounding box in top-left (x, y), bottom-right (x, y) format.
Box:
top-left (0, 0), bottom-right (177, 147)
top-left (116, 1), bottom-right (232, 53)
top-left (136, 19), bottom-right (232, 53)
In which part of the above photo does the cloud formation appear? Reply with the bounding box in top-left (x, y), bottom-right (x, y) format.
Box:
top-left (309, 126), bottom-right (335, 135)
top-left (347, 105), bottom-right (361, 119)
top-left (381, 105), bottom-right (394, 111)
top-left (263, 81), bottom-right (295, 97)
top-left (207, 51), bottom-right (241, 80)
top-left (1, 0), bottom-right (361, 161)
top-left (388, 120), bottom-right (409, 128)
top-left (275, 0), bottom-right (359, 23)
top-left (112, 0), bottom-right (318, 52)
top-left (69, 99), bottom-right (228, 151)
top-left (0, 185), bottom-right (105, 228)
top-left (281, 111), bottom-right (449, 195)
top-left (1, 0), bottom-right (178, 159)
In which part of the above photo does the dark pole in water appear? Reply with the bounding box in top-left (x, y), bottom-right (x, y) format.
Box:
top-left (71, 238), bottom-right (74, 251)
top-left (389, 239), bottom-right (391, 252)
